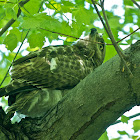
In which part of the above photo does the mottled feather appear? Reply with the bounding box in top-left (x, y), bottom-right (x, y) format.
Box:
top-left (0, 28), bottom-right (105, 118)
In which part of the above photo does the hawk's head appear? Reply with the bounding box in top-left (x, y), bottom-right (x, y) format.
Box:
top-left (75, 28), bottom-right (105, 66)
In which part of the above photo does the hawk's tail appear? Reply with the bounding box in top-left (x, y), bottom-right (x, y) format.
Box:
top-left (0, 80), bottom-right (37, 97)
top-left (0, 87), bottom-right (7, 97)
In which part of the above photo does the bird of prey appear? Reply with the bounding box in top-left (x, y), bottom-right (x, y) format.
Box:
top-left (0, 28), bottom-right (105, 118)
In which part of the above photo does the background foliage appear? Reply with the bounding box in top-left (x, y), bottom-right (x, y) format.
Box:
top-left (0, 0), bottom-right (140, 139)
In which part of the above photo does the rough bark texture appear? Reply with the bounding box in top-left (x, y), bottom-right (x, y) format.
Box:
top-left (0, 40), bottom-right (140, 140)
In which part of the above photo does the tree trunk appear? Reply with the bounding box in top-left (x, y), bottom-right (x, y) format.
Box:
top-left (0, 40), bottom-right (140, 140)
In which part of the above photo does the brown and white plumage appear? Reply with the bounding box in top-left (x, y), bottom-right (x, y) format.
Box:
top-left (0, 28), bottom-right (105, 118)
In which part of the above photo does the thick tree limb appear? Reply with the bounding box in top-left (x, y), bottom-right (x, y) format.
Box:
top-left (0, 40), bottom-right (140, 140)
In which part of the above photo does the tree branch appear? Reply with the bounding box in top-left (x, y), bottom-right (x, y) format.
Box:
top-left (113, 113), bottom-right (140, 125)
top-left (117, 27), bottom-right (140, 43)
top-left (91, 0), bottom-right (133, 77)
top-left (0, 30), bottom-right (30, 87)
top-left (0, 40), bottom-right (139, 140)
top-left (0, 0), bottom-right (30, 37)
top-left (131, 0), bottom-right (140, 9)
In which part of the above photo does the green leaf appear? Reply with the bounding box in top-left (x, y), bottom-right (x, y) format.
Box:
top-left (132, 120), bottom-right (140, 133)
top-left (117, 130), bottom-right (129, 136)
top-left (3, 33), bottom-right (17, 51)
top-left (10, 28), bottom-right (23, 42)
top-left (99, 131), bottom-right (109, 140)
top-left (124, 0), bottom-right (133, 6)
top-left (60, 1), bottom-right (75, 12)
top-left (21, 13), bottom-right (61, 30)
top-left (23, 0), bottom-right (42, 15)
top-left (85, 0), bottom-right (93, 4)
top-left (6, 7), bottom-right (17, 19)
top-left (57, 21), bottom-right (72, 35)
top-left (0, 6), bottom-right (5, 19)
top-left (121, 115), bottom-right (130, 124)
top-left (73, 7), bottom-right (95, 25)
top-left (28, 33), bottom-right (45, 48)
top-left (132, 135), bottom-right (140, 140)
top-left (27, 46), bottom-right (39, 52)
top-left (21, 16), bottom-right (41, 29)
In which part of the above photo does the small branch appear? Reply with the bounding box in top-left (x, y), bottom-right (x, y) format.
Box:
top-left (33, 27), bottom-right (139, 46)
top-left (101, 1), bottom-right (133, 76)
top-left (91, 0), bottom-right (133, 77)
top-left (100, 1), bottom-right (126, 58)
top-left (40, 28), bottom-right (79, 39)
top-left (117, 27), bottom-right (140, 43)
top-left (92, 0), bottom-right (125, 57)
top-left (0, 0), bottom-right (30, 37)
top-left (40, 28), bottom-right (104, 45)
top-left (131, 0), bottom-right (140, 9)
top-left (0, 8), bottom-right (21, 37)
top-left (112, 113), bottom-right (140, 125)
top-left (91, 0), bottom-right (108, 34)
top-left (0, 30), bottom-right (30, 87)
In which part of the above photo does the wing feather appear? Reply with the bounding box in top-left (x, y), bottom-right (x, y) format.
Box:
top-left (3, 45), bottom-right (93, 96)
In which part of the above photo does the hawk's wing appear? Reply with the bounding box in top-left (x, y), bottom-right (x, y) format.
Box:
top-left (2, 45), bottom-right (94, 96)
top-left (0, 28), bottom-right (105, 118)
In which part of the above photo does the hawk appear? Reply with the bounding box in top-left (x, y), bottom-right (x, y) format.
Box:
top-left (0, 28), bottom-right (105, 118)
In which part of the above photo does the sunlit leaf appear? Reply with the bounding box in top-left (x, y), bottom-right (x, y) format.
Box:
top-left (24, 0), bottom-right (42, 14)
top-left (3, 33), bottom-right (17, 51)
top-left (121, 115), bottom-right (130, 124)
top-left (117, 130), bottom-right (129, 136)
top-left (99, 131), bottom-right (109, 140)
top-left (6, 7), bottom-right (17, 19)
top-left (28, 33), bottom-right (45, 48)
top-left (132, 120), bottom-right (140, 133)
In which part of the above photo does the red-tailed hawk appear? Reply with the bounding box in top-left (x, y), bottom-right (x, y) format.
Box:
top-left (0, 28), bottom-right (105, 118)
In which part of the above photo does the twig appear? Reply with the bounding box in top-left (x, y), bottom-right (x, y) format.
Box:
top-left (91, 0), bottom-right (133, 77)
top-left (40, 28), bottom-right (79, 39)
top-left (39, 26), bottom-right (139, 46)
top-left (111, 113), bottom-right (140, 125)
top-left (131, 0), bottom-right (140, 9)
top-left (100, 0), bottom-right (126, 58)
top-left (0, 30), bottom-right (30, 87)
top-left (41, 27), bottom-right (138, 46)
top-left (92, 0), bottom-right (124, 55)
top-left (117, 27), bottom-right (140, 43)
top-left (39, 27), bottom-right (104, 45)
top-left (0, 0), bottom-right (30, 37)
top-left (101, 0), bottom-right (133, 76)
top-left (0, 8), bottom-right (21, 37)
top-left (91, 1), bottom-right (108, 34)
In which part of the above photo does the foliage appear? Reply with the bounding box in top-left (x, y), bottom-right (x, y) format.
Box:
top-left (121, 115), bottom-right (130, 124)
top-left (0, 0), bottom-right (139, 139)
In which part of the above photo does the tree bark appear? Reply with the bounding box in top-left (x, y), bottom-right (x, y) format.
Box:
top-left (0, 40), bottom-right (140, 140)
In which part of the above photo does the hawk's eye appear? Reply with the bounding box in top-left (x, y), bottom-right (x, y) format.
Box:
top-left (100, 45), bottom-right (104, 50)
